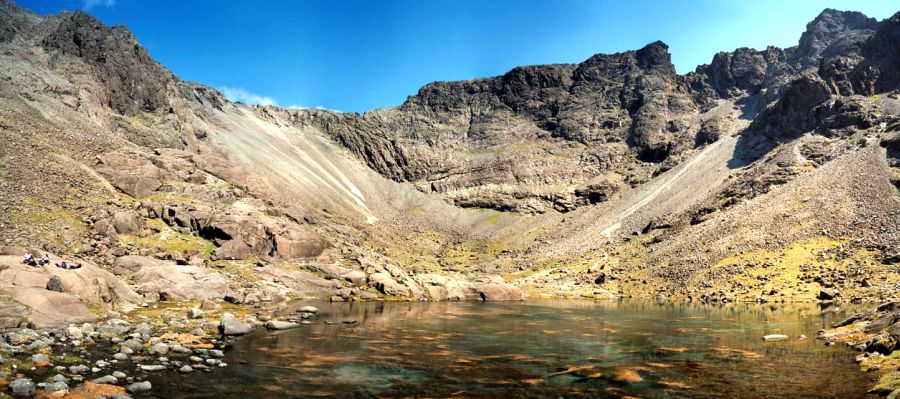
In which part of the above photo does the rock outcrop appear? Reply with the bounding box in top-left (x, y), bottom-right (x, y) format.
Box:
top-left (113, 256), bottom-right (230, 301)
top-left (40, 10), bottom-right (176, 116)
top-left (0, 253), bottom-right (142, 327)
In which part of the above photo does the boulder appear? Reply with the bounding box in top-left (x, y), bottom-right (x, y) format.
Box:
top-left (148, 343), bottom-right (169, 355)
top-left (414, 274), bottom-right (472, 301)
top-left (341, 270), bottom-right (366, 286)
top-left (126, 381), bottom-right (152, 394)
top-left (92, 375), bottom-right (117, 385)
top-left (10, 378), bottom-right (35, 398)
top-left (111, 212), bottom-right (141, 235)
top-left (265, 320), bottom-right (300, 330)
top-left (369, 272), bottom-right (409, 296)
top-left (114, 256), bottom-right (229, 301)
top-left (298, 305), bottom-right (319, 314)
top-left (257, 265), bottom-right (341, 298)
top-left (274, 226), bottom-right (328, 259)
top-left (31, 353), bottom-right (50, 367)
top-left (219, 313), bottom-right (252, 335)
top-left (46, 276), bottom-right (64, 292)
top-left (43, 381), bottom-right (69, 396)
top-left (472, 277), bottom-right (526, 301)
top-left (818, 289), bottom-right (840, 301)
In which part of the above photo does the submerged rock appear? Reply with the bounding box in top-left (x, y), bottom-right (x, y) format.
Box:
top-left (10, 378), bottom-right (35, 397)
top-left (265, 320), bottom-right (300, 330)
top-left (219, 313), bottom-right (252, 335)
top-left (126, 381), bottom-right (152, 394)
top-left (763, 334), bottom-right (789, 341)
top-left (92, 375), bottom-right (118, 385)
top-left (298, 305), bottom-right (320, 314)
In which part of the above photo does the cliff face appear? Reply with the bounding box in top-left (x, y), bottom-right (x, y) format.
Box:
top-left (290, 9), bottom-right (896, 214)
top-left (40, 11), bottom-right (177, 116)
top-left (292, 41), bottom-right (707, 213)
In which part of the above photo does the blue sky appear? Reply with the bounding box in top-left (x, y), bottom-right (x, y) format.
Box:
top-left (17, 0), bottom-right (899, 113)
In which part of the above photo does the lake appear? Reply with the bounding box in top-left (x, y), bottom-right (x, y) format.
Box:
top-left (148, 300), bottom-right (871, 398)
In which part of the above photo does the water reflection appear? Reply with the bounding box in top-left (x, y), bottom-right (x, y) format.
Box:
top-left (149, 301), bottom-right (869, 398)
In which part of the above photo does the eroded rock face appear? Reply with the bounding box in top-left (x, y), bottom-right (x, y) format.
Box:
top-left (287, 40), bottom-right (703, 213)
top-left (412, 273), bottom-right (525, 301)
top-left (95, 152), bottom-right (163, 198)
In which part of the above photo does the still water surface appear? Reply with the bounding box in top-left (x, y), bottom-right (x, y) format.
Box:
top-left (149, 300), bottom-right (870, 398)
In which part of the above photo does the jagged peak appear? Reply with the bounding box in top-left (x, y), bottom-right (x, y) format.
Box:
top-left (794, 8), bottom-right (878, 65)
top-left (0, 0), bottom-right (22, 13)
top-left (635, 40), bottom-right (674, 72)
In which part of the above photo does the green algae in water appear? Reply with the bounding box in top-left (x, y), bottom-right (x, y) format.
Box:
top-left (148, 301), bottom-right (871, 398)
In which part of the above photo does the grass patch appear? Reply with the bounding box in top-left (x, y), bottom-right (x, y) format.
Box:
top-left (119, 227), bottom-right (215, 259)
top-left (215, 261), bottom-right (263, 282)
top-left (53, 355), bottom-right (83, 365)
top-left (143, 192), bottom-right (200, 206)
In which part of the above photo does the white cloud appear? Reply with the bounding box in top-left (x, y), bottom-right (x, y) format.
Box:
top-left (219, 87), bottom-right (278, 106)
top-left (82, 0), bottom-right (116, 9)
top-left (287, 105), bottom-right (341, 113)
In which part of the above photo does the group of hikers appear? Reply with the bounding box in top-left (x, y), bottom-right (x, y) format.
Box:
top-left (22, 251), bottom-right (81, 269)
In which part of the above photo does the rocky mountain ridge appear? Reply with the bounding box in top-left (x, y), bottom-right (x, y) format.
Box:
top-left (292, 8), bottom-right (893, 214)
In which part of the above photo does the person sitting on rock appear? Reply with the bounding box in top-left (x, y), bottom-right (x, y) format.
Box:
top-left (22, 252), bottom-right (36, 266)
top-left (38, 253), bottom-right (50, 266)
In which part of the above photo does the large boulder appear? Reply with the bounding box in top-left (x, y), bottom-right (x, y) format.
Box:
top-left (274, 226), bottom-right (328, 259)
top-left (473, 279), bottom-right (526, 301)
top-left (257, 265), bottom-right (341, 299)
top-left (111, 212), bottom-right (141, 235)
top-left (46, 276), bottom-right (64, 292)
top-left (219, 313), bottom-right (252, 335)
top-left (414, 274), bottom-right (474, 301)
top-left (414, 274), bottom-right (524, 301)
top-left (10, 378), bottom-right (35, 398)
top-left (369, 272), bottom-right (409, 296)
top-left (206, 216), bottom-right (269, 260)
top-left (114, 256), bottom-right (229, 300)
top-left (341, 270), bottom-right (367, 286)
top-left (0, 299), bottom-right (29, 329)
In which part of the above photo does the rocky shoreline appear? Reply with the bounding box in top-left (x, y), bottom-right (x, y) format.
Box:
top-left (0, 299), bottom-right (344, 398)
top-left (818, 301), bottom-right (900, 397)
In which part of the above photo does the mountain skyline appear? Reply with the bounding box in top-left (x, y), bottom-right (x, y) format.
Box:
top-left (16, 0), bottom-right (900, 113)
